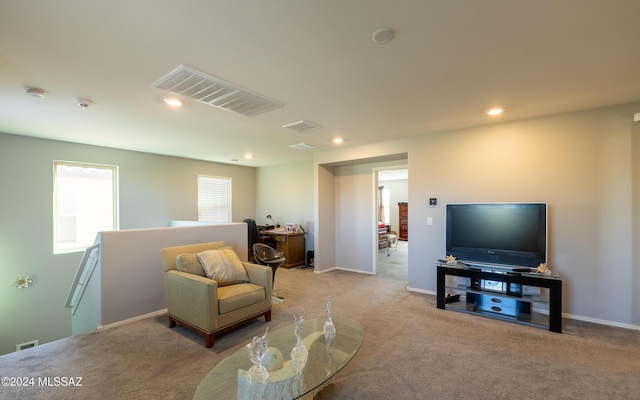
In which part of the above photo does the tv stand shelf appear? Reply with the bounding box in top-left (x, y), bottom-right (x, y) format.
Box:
top-left (437, 263), bottom-right (562, 333)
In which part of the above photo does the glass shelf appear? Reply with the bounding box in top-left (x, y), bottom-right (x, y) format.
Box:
top-left (444, 285), bottom-right (551, 304)
top-left (443, 292), bottom-right (551, 328)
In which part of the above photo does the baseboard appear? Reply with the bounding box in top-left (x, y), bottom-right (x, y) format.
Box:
top-left (313, 266), bottom-right (335, 274)
top-left (98, 309), bottom-right (168, 331)
top-left (335, 266), bottom-right (375, 275)
top-left (407, 287), bottom-right (435, 295)
top-left (313, 266), bottom-right (374, 275)
top-left (562, 313), bottom-right (640, 331)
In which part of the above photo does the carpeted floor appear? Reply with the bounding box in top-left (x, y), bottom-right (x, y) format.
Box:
top-left (1, 241), bottom-right (639, 399)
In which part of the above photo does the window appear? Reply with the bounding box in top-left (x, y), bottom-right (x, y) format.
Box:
top-left (198, 175), bottom-right (232, 223)
top-left (53, 161), bottom-right (118, 254)
top-left (383, 187), bottom-right (390, 224)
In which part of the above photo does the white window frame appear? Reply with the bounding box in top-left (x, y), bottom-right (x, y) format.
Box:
top-left (53, 161), bottom-right (118, 254)
top-left (198, 175), bottom-right (232, 223)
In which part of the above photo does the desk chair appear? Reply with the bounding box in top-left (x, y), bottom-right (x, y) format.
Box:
top-left (252, 243), bottom-right (286, 304)
top-left (243, 218), bottom-right (275, 261)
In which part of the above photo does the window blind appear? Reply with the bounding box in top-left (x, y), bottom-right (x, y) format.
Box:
top-left (198, 175), bottom-right (232, 223)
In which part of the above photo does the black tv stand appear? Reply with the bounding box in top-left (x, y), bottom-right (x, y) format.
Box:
top-left (436, 263), bottom-right (562, 332)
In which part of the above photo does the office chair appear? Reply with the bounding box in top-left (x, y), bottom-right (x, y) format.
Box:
top-left (243, 218), bottom-right (275, 261)
top-left (252, 243), bottom-right (286, 303)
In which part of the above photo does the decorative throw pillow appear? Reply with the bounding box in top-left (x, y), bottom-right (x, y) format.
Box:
top-left (196, 249), bottom-right (249, 286)
top-left (176, 253), bottom-right (206, 277)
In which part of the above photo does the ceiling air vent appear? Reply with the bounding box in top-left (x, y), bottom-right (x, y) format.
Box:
top-left (152, 65), bottom-right (283, 117)
top-left (282, 120), bottom-right (322, 132)
top-left (288, 143), bottom-right (316, 151)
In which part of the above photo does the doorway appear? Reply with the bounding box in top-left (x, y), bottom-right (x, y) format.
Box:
top-left (376, 168), bottom-right (408, 281)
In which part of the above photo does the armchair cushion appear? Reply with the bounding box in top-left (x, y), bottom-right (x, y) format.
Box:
top-left (218, 283), bottom-right (266, 314)
top-left (197, 249), bottom-right (249, 286)
top-left (176, 253), bottom-right (206, 276)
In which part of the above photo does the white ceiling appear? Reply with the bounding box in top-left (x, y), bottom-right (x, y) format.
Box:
top-left (1, 1), bottom-right (640, 167)
top-left (378, 169), bottom-right (408, 181)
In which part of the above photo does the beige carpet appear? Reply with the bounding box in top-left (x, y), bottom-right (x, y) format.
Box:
top-left (1, 243), bottom-right (639, 399)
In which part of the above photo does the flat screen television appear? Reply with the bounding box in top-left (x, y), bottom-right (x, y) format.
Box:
top-left (445, 203), bottom-right (547, 268)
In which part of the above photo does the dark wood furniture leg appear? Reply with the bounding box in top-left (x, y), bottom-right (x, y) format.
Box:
top-left (168, 309), bottom-right (272, 348)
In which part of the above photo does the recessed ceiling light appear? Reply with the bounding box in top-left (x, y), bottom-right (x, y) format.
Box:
top-left (487, 108), bottom-right (503, 116)
top-left (163, 97), bottom-right (183, 107)
top-left (244, 154), bottom-right (253, 160)
top-left (333, 138), bottom-right (344, 144)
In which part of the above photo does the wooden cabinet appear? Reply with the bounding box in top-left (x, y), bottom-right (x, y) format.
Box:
top-left (263, 232), bottom-right (306, 268)
top-left (398, 202), bottom-right (408, 240)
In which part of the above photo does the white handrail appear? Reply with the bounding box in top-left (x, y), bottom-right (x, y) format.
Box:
top-left (64, 243), bottom-right (100, 315)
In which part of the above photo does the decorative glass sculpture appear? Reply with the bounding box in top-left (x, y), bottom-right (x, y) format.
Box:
top-left (536, 262), bottom-right (552, 275)
top-left (323, 295), bottom-right (336, 338)
top-left (290, 312), bottom-right (308, 369)
top-left (324, 330), bottom-right (335, 370)
top-left (246, 327), bottom-right (269, 383)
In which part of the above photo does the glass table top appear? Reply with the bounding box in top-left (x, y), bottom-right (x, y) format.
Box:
top-left (193, 316), bottom-right (363, 400)
top-left (438, 262), bottom-right (561, 280)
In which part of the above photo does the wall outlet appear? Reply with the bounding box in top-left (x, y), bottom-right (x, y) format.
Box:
top-left (16, 340), bottom-right (38, 351)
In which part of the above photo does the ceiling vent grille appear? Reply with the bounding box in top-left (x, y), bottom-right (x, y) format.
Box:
top-left (282, 120), bottom-right (322, 132)
top-left (152, 65), bottom-right (283, 117)
top-left (288, 143), bottom-right (316, 151)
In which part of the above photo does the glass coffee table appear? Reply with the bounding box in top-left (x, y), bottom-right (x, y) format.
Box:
top-left (193, 316), bottom-right (363, 400)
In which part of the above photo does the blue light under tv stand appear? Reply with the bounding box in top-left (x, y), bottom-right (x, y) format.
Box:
top-left (436, 263), bottom-right (563, 333)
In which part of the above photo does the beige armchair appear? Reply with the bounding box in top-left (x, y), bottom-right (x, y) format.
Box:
top-left (161, 241), bottom-right (272, 348)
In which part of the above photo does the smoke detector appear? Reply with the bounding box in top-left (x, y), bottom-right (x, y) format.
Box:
top-left (26, 87), bottom-right (47, 99)
top-left (76, 98), bottom-right (93, 109)
top-left (372, 28), bottom-right (396, 44)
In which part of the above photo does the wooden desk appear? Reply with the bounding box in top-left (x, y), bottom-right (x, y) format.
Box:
top-left (262, 231), bottom-right (306, 268)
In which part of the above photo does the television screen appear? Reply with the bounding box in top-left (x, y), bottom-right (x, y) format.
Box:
top-left (445, 203), bottom-right (547, 268)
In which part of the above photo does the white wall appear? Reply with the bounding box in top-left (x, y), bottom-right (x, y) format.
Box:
top-left (334, 163), bottom-right (377, 273)
top-left (314, 102), bottom-right (640, 328)
top-left (255, 160), bottom-right (314, 252)
top-left (633, 112), bottom-right (640, 326)
top-left (315, 164), bottom-right (337, 272)
top-left (0, 133), bottom-right (257, 355)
